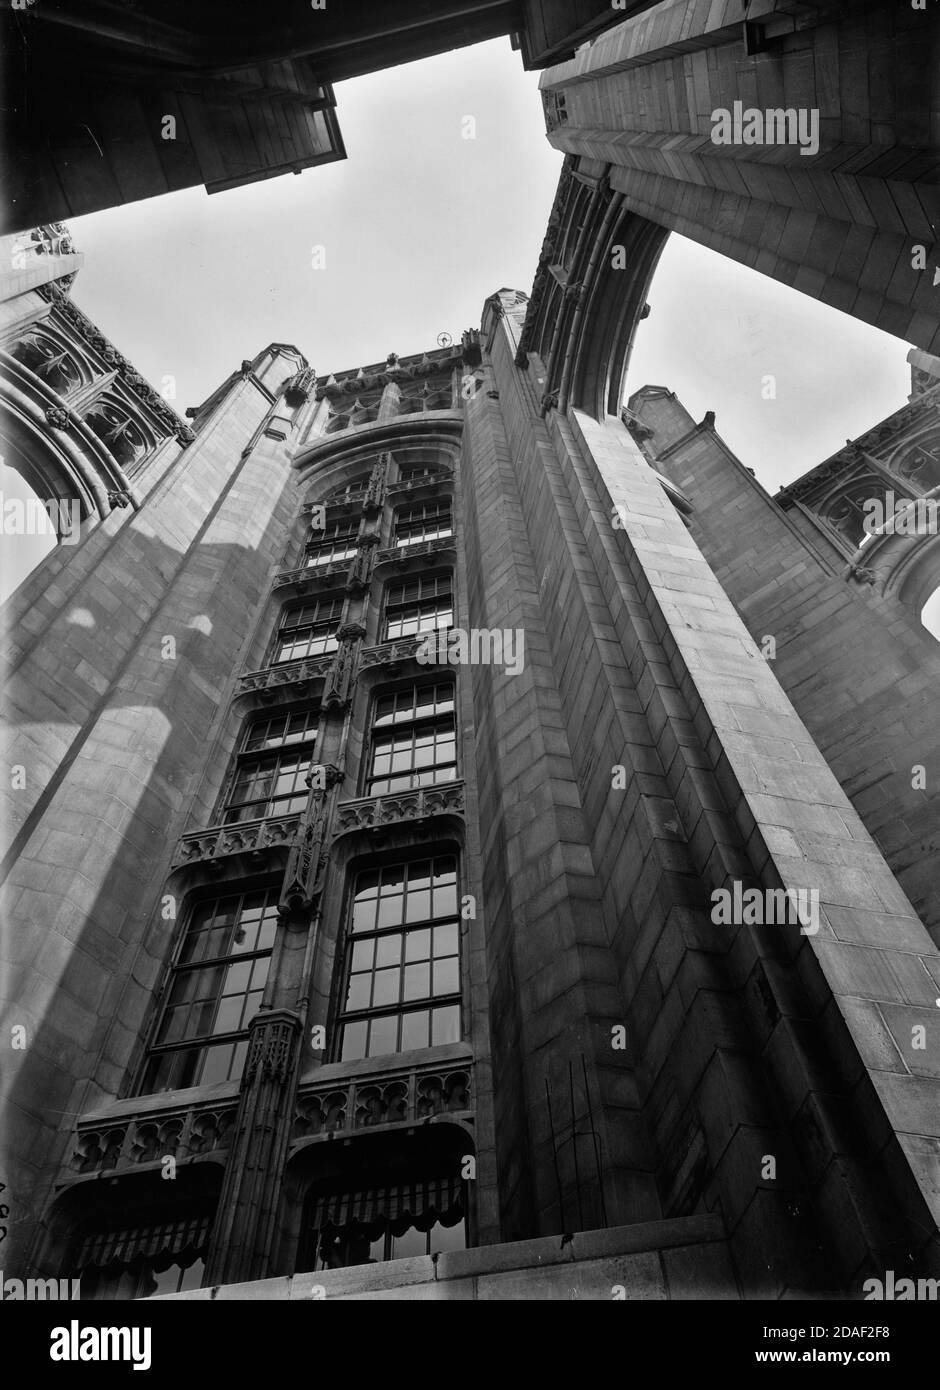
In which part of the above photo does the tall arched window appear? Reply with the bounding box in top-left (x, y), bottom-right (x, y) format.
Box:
top-left (11, 332), bottom-right (82, 395)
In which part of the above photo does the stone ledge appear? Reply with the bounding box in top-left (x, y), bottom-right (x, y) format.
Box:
top-left (151, 1214), bottom-right (730, 1301)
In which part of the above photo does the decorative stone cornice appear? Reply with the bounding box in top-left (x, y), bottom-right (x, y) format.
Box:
top-left (374, 537), bottom-right (456, 570)
top-left (386, 472), bottom-right (451, 499)
top-left (235, 655), bottom-right (334, 700)
top-left (778, 396), bottom-right (940, 506)
top-left (172, 814), bottom-right (301, 869)
top-left (292, 1061), bottom-right (472, 1143)
top-left (69, 1097), bottom-right (239, 1181)
top-left (315, 355), bottom-right (455, 401)
top-left (334, 782), bottom-right (465, 836)
top-left (358, 637), bottom-right (423, 670)
top-left (272, 561), bottom-right (351, 593)
top-left (38, 283), bottom-right (189, 441)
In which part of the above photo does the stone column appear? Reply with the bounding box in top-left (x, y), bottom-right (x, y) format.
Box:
top-left (203, 1009), bottom-right (304, 1287)
top-left (377, 380), bottom-right (401, 424)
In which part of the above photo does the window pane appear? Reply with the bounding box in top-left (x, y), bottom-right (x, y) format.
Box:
top-left (179, 1258), bottom-right (205, 1292)
top-left (433, 957), bottom-right (459, 995)
top-left (341, 1021), bottom-right (368, 1062)
top-left (404, 928), bottom-right (431, 962)
top-left (350, 939), bottom-right (375, 971)
top-left (434, 921), bottom-right (458, 957)
top-left (345, 974), bottom-right (371, 1012)
top-left (243, 989), bottom-right (264, 1028)
top-left (430, 1218), bottom-right (466, 1255)
top-left (432, 1004), bottom-right (461, 1046)
top-left (199, 1042), bottom-right (235, 1086)
top-left (212, 995), bottom-right (242, 1035)
top-left (256, 911), bottom-right (278, 952)
top-left (405, 888), bottom-right (430, 923)
top-left (400, 1010), bottom-right (429, 1052)
top-left (375, 934), bottom-right (402, 968)
top-left (403, 962), bottom-right (430, 1001)
top-left (223, 960), bottom-right (252, 996)
top-left (352, 898), bottom-right (376, 932)
top-left (434, 883), bottom-right (458, 918)
top-left (391, 1226), bottom-right (427, 1260)
top-left (372, 968), bottom-right (399, 1008)
top-left (368, 1014), bottom-right (398, 1058)
top-left (376, 893), bottom-right (403, 928)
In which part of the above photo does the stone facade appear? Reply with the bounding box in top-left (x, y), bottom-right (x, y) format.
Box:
top-left (3, 0), bottom-right (635, 231)
top-left (627, 369), bottom-right (940, 946)
top-left (538, 0), bottom-right (940, 354)
top-left (2, 193), bottom-right (940, 1299)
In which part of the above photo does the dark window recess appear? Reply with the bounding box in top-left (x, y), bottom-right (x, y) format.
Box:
top-left (77, 1217), bottom-right (210, 1300)
top-left (307, 1177), bottom-right (466, 1270)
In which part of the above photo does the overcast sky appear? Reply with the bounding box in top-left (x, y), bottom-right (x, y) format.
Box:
top-left (4, 37), bottom-right (915, 601)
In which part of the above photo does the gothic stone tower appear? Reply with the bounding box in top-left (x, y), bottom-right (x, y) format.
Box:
top-left (628, 358), bottom-right (940, 949)
top-left (3, 253), bottom-right (940, 1299)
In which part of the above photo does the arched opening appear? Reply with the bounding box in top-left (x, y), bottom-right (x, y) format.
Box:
top-left (11, 332), bottom-right (84, 396)
top-left (0, 454), bottom-right (65, 601)
top-left (289, 1123), bottom-right (471, 1274)
top-left (622, 232), bottom-right (913, 496)
top-left (42, 1163), bottom-right (223, 1300)
top-left (84, 402), bottom-right (151, 472)
top-left (921, 586), bottom-right (940, 641)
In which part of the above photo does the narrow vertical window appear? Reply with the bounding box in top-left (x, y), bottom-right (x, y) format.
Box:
top-left (304, 517), bottom-right (361, 568)
top-left (394, 500), bottom-right (452, 547)
top-left (272, 596), bottom-right (344, 663)
top-left (222, 708), bottom-right (319, 823)
top-left (383, 573), bottom-right (452, 641)
top-left (366, 681), bottom-right (456, 795)
top-left (337, 857), bottom-right (461, 1062)
top-left (140, 888), bottom-right (278, 1093)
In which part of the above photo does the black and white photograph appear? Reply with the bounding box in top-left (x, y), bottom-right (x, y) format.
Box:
top-left (1, 0), bottom-right (939, 1360)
